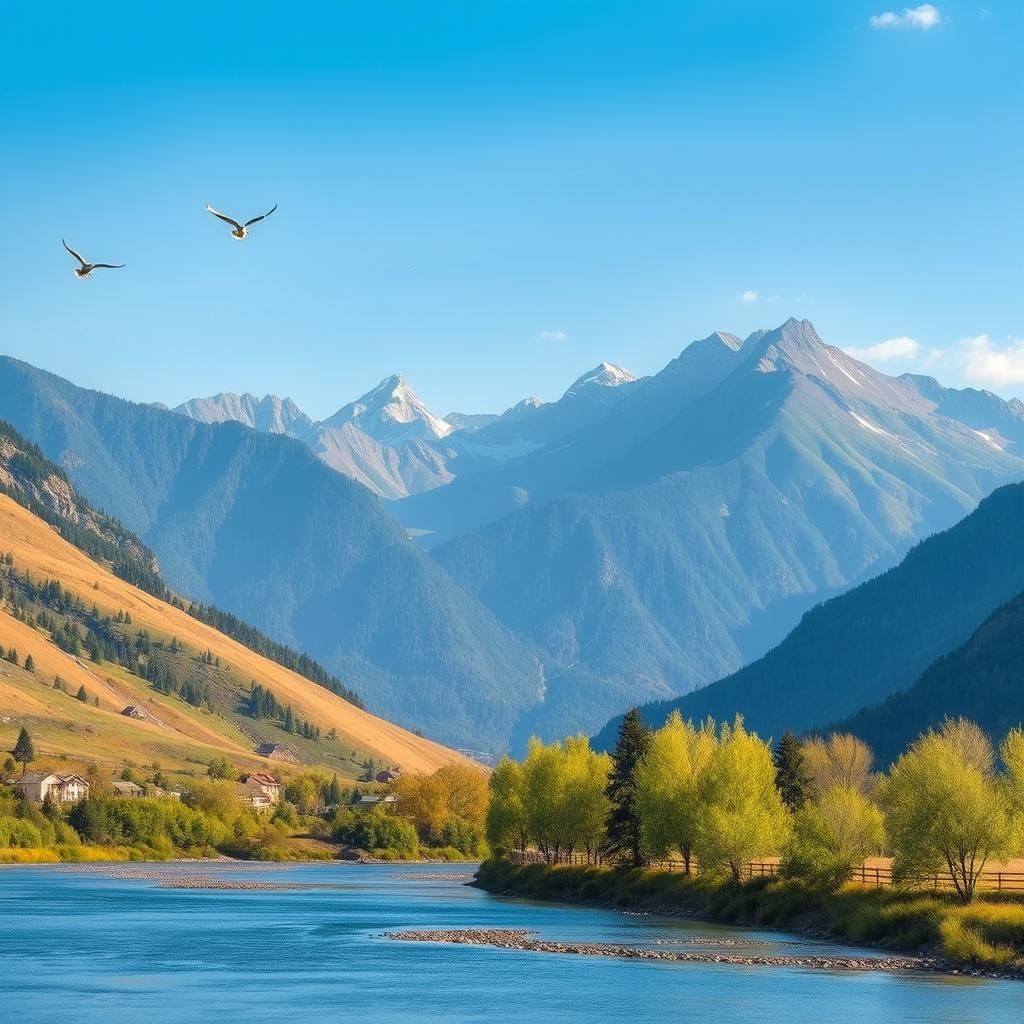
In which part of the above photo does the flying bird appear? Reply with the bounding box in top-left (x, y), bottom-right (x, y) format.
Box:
top-left (62, 240), bottom-right (125, 278)
top-left (205, 203), bottom-right (278, 240)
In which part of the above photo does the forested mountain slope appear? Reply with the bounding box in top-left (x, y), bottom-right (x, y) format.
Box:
top-left (594, 482), bottom-right (1024, 751)
top-left (834, 590), bottom-right (1024, 767)
top-left (0, 358), bottom-right (542, 751)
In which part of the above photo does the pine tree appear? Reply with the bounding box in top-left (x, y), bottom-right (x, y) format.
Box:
top-left (604, 708), bottom-right (652, 867)
top-left (774, 730), bottom-right (815, 812)
top-left (23, 654), bottom-right (35, 673)
top-left (327, 774), bottom-right (342, 806)
top-left (12, 726), bottom-right (34, 769)
top-left (76, 684), bottom-right (89, 703)
top-left (283, 705), bottom-right (296, 734)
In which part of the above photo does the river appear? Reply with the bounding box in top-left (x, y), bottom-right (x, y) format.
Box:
top-left (0, 862), bottom-right (1019, 1022)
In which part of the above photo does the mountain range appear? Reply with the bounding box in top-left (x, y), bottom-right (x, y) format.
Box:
top-left (593, 480), bottom-right (1024, 759)
top-left (0, 421), bottom-right (466, 775)
top-left (5, 316), bottom-right (1024, 752)
top-left (0, 358), bottom-right (543, 751)
top-left (172, 362), bottom-right (641, 501)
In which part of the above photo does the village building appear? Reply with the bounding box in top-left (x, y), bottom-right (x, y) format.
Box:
top-left (255, 742), bottom-right (299, 763)
top-left (13, 772), bottom-right (90, 804)
top-left (112, 780), bottom-right (144, 798)
top-left (352, 793), bottom-right (399, 808)
top-left (147, 785), bottom-right (181, 800)
top-left (242, 772), bottom-right (283, 811)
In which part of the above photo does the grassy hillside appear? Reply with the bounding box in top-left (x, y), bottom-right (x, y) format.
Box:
top-left (0, 357), bottom-right (541, 752)
top-left (0, 494), bottom-right (469, 776)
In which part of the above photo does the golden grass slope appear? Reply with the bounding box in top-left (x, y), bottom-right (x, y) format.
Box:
top-left (0, 493), bottom-right (470, 774)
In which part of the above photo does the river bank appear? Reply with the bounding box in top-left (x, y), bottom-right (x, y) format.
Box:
top-left (473, 858), bottom-right (1024, 977)
top-left (386, 927), bottom-right (948, 974)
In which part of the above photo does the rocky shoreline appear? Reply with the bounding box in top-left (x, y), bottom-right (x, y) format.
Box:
top-left (94, 869), bottom-right (312, 890)
top-left (388, 871), bottom-right (476, 881)
top-left (386, 928), bottom-right (981, 976)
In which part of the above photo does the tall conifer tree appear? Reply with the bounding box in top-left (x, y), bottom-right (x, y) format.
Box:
top-left (604, 708), bottom-right (652, 867)
top-left (774, 730), bottom-right (815, 812)
top-left (12, 726), bottom-right (34, 770)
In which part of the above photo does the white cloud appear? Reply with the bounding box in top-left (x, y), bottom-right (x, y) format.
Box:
top-left (845, 336), bottom-right (922, 363)
top-left (870, 4), bottom-right (943, 30)
top-left (537, 329), bottom-right (568, 342)
top-left (956, 334), bottom-right (1024, 385)
top-left (739, 290), bottom-right (759, 304)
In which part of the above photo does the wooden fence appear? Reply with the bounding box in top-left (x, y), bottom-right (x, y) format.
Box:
top-left (745, 861), bottom-right (1024, 893)
top-left (507, 850), bottom-right (1024, 893)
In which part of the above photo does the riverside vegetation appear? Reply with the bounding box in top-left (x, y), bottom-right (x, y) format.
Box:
top-left (0, 733), bottom-right (489, 864)
top-left (482, 710), bottom-right (1024, 971)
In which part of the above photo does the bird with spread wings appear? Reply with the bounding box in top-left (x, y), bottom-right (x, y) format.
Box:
top-left (62, 240), bottom-right (125, 278)
top-left (205, 203), bottom-right (278, 240)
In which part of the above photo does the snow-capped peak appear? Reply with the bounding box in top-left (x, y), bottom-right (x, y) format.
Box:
top-left (564, 362), bottom-right (637, 398)
top-left (323, 374), bottom-right (453, 443)
top-left (500, 396), bottom-right (547, 422)
top-left (173, 392), bottom-right (314, 439)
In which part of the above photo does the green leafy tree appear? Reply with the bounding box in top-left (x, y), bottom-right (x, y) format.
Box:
top-left (782, 784), bottom-right (884, 889)
top-left (604, 708), bottom-right (652, 867)
top-left (1001, 728), bottom-right (1024, 849)
top-left (12, 726), bottom-right (34, 770)
top-left (522, 737), bottom-right (570, 860)
top-left (562, 735), bottom-right (612, 862)
top-left (206, 756), bottom-right (235, 780)
top-left (773, 730), bottom-right (815, 812)
top-left (284, 775), bottom-right (320, 815)
top-left (486, 755), bottom-right (529, 853)
top-left (334, 807), bottom-right (419, 856)
top-left (693, 718), bottom-right (792, 881)
top-left (636, 711), bottom-right (715, 873)
top-left (882, 719), bottom-right (1012, 903)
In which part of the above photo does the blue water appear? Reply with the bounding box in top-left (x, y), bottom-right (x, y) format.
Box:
top-left (0, 862), bottom-right (1020, 1023)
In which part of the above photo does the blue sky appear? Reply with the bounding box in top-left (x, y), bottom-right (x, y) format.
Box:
top-left (0, 1), bottom-right (1020, 417)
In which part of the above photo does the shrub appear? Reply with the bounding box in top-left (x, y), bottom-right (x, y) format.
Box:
top-left (334, 808), bottom-right (419, 857)
top-left (0, 816), bottom-right (43, 847)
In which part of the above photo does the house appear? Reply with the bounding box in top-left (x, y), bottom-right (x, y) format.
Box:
top-left (121, 705), bottom-right (148, 720)
top-left (375, 769), bottom-right (398, 784)
top-left (112, 780), bottom-right (144, 798)
top-left (242, 772), bottom-right (283, 811)
top-left (255, 742), bottom-right (299, 763)
top-left (13, 772), bottom-right (90, 804)
top-left (352, 793), bottom-right (398, 808)
top-left (147, 785), bottom-right (181, 801)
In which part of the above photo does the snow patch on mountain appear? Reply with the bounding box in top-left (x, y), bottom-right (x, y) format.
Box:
top-left (323, 374), bottom-right (453, 443)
